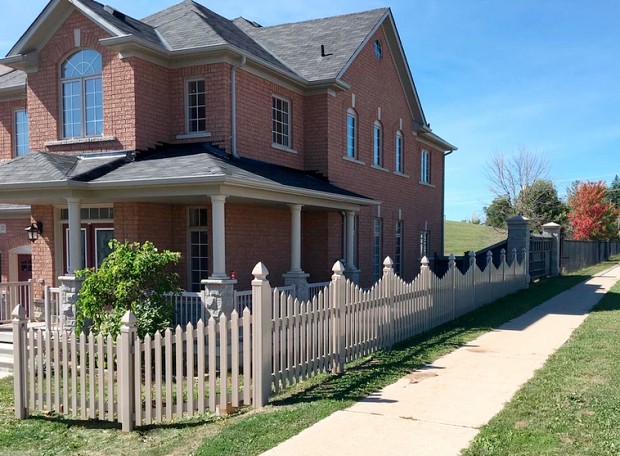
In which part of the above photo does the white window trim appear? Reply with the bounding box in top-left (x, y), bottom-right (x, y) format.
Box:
top-left (395, 131), bottom-right (404, 173)
top-left (94, 227), bottom-right (114, 269)
top-left (373, 121), bottom-right (383, 167)
top-left (272, 94), bottom-right (292, 149)
top-left (13, 108), bottom-right (29, 157)
top-left (187, 207), bottom-right (209, 292)
top-left (185, 77), bottom-right (207, 135)
top-left (60, 73), bottom-right (104, 139)
top-left (420, 149), bottom-right (430, 184)
top-left (346, 108), bottom-right (358, 159)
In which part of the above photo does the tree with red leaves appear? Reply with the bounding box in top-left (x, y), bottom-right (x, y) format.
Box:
top-left (568, 181), bottom-right (619, 240)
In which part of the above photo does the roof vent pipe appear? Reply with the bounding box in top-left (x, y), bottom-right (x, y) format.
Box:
top-left (321, 45), bottom-right (333, 57)
top-left (231, 55), bottom-right (247, 159)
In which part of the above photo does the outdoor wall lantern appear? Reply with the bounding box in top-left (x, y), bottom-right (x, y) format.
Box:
top-left (25, 221), bottom-right (43, 242)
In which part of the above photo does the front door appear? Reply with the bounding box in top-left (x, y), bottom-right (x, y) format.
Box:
top-left (17, 254), bottom-right (32, 282)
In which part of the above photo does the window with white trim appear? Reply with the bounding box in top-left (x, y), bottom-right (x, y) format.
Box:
top-left (395, 131), bottom-right (403, 173)
top-left (395, 221), bottom-right (403, 276)
top-left (61, 49), bottom-right (103, 138)
top-left (420, 230), bottom-right (430, 258)
top-left (14, 109), bottom-right (29, 157)
top-left (186, 79), bottom-right (206, 133)
top-left (373, 218), bottom-right (383, 282)
top-left (272, 96), bottom-right (291, 147)
top-left (188, 208), bottom-right (209, 292)
top-left (346, 108), bottom-right (357, 159)
top-left (373, 121), bottom-right (383, 167)
top-left (421, 149), bottom-right (430, 184)
top-left (60, 206), bottom-right (113, 272)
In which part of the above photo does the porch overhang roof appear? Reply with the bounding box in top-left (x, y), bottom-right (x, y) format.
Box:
top-left (0, 143), bottom-right (377, 211)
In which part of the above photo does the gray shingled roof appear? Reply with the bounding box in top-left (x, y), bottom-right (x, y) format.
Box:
top-left (142, 1), bottom-right (295, 75)
top-left (0, 152), bottom-right (125, 185)
top-left (234, 8), bottom-right (388, 81)
top-left (0, 145), bottom-right (371, 202)
top-left (76, 0), bottom-right (165, 49)
top-left (0, 68), bottom-right (26, 91)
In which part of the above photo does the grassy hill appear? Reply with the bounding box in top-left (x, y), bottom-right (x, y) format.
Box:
top-left (444, 221), bottom-right (507, 255)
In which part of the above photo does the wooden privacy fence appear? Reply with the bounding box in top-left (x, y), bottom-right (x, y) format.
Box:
top-left (13, 249), bottom-right (527, 429)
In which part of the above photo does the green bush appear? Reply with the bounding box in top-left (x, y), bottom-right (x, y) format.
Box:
top-left (75, 240), bottom-right (181, 338)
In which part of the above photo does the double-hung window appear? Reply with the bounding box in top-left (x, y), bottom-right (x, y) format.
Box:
top-left (420, 230), bottom-right (430, 258)
top-left (395, 221), bottom-right (403, 276)
top-left (61, 49), bottom-right (103, 138)
top-left (272, 96), bottom-right (291, 147)
top-left (14, 109), bottom-right (29, 156)
top-left (421, 149), bottom-right (430, 184)
top-left (373, 121), bottom-right (383, 167)
top-left (346, 108), bottom-right (357, 158)
top-left (188, 208), bottom-right (209, 292)
top-left (186, 79), bottom-right (206, 133)
top-left (395, 131), bottom-right (403, 173)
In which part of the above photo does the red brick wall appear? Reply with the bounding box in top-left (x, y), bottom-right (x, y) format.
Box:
top-left (168, 64), bottom-right (232, 151)
top-left (30, 206), bottom-right (55, 298)
top-left (0, 218), bottom-right (31, 283)
top-left (114, 202), bottom-right (175, 251)
top-left (303, 94), bottom-right (330, 176)
top-left (235, 69), bottom-right (305, 169)
top-left (27, 10), bottom-right (136, 153)
top-left (0, 99), bottom-right (27, 160)
top-left (320, 26), bottom-right (445, 284)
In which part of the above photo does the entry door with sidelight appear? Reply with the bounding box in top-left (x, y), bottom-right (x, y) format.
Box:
top-left (63, 224), bottom-right (114, 272)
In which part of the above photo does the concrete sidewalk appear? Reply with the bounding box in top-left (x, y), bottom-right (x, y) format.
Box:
top-left (264, 264), bottom-right (620, 456)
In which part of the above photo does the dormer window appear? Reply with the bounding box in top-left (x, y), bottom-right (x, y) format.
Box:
top-left (61, 49), bottom-right (103, 138)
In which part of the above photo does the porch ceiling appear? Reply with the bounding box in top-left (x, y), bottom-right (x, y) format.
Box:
top-left (0, 143), bottom-right (377, 211)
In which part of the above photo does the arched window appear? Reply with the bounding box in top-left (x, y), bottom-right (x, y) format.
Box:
top-left (346, 108), bottom-right (357, 159)
top-left (395, 131), bottom-right (403, 173)
top-left (373, 121), bottom-right (383, 167)
top-left (61, 49), bottom-right (103, 138)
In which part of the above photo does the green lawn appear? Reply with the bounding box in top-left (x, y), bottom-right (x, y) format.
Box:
top-left (0, 258), bottom-right (617, 455)
top-left (463, 276), bottom-right (620, 456)
top-left (444, 220), bottom-right (507, 255)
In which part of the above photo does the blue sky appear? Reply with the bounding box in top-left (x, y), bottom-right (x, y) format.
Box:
top-left (1, 0), bottom-right (619, 221)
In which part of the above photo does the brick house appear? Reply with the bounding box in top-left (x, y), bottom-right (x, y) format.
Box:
top-left (0, 0), bottom-right (455, 301)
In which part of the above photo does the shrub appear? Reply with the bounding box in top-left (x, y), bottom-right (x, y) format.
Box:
top-left (75, 240), bottom-right (181, 338)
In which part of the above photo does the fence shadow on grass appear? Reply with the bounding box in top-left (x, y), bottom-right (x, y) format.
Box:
top-left (271, 272), bottom-right (597, 408)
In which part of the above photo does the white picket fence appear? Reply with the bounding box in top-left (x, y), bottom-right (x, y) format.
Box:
top-left (12, 306), bottom-right (253, 431)
top-left (0, 281), bottom-right (32, 323)
top-left (13, 249), bottom-right (527, 429)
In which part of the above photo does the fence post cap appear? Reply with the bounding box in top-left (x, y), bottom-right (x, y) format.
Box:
top-left (383, 256), bottom-right (394, 267)
top-left (121, 310), bottom-right (137, 326)
top-left (252, 262), bottom-right (269, 279)
top-left (448, 253), bottom-right (456, 261)
top-left (421, 256), bottom-right (430, 267)
top-left (332, 260), bottom-right (345, 274)
top-left (11, 304), bottom-right (26, 320)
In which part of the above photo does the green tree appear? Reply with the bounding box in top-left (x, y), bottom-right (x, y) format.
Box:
top-left (484, 196), bottom-right (514, 229)
top-left (518, 179), bottom-right (569, 232)
top-left (76, 240), bottom-right (181, 338)
top-left (607, 174), bottom-right (620, 208)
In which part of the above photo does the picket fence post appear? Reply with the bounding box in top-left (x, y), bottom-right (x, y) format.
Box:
top-left (500, 249), bottom-right (506, 294)
top-left (382, 257), bottom-right (395, 349)
top-left (445, 254), bottom-right (454, 320)
top-left (421, 256), bottom-right (431, 331)
top-left (119, 311), bottom-right (137, 432)
top-left (12, 305), bottom-right (28, 419)
top-left (486, 250), bottom-right (493, 302)
top-left (331, 260), bottom-right (346, 374)
top-left (511, 248), bottom-right (518, 289)
top-left (252, 262), bottom-right (272, 408)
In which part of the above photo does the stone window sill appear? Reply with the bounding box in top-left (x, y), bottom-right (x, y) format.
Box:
top-left (45, 136), bottom-right (117, 147)
top-left (176, 132), bottom-right (212, 140)
top-left (341, 155), bottom-right (366, 166)
top-left (419, 181), bottom-right (436, 188)
top-left (271, 143), bottom-right (298, 154)
top-left (393, 171), bottom-right (410, 178)
top-left (370, 164), bottom-right (390, 173)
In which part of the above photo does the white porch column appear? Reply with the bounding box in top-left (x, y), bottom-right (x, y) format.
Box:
top-left (290, 204), bottom-right (303, 273)
top-left (202, 194), bottom-right (236, 319)
top-left (283, 204), bottom-right (309, 300)
top-left (210, 195), bottom-right (228, 280)
top-left (67, 197), bottom-right (83, 274)
top-left (344, 210), bottom-right (361, 284)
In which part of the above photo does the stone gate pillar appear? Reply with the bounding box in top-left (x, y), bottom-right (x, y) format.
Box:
top-left (507, 216), bottom-right (530, 263)
top-left (542, 222), bottom-right (561, 276)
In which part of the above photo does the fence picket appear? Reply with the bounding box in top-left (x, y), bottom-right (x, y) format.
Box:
top-left (243, 308), bottom-right (251, 406)
top-left (208, 317), bottom-right (216, 412)
top-left (197, 321), bottom-right (205, 414)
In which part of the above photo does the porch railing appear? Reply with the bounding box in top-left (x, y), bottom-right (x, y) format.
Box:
top-left (0, 281), bottom-right (32, 323)
top-left (44, 286), bottom-right (61, 331)
top-left (168, 291), bottom-right (203, 327)
top-left (308, 281), bottom-right (330, 299)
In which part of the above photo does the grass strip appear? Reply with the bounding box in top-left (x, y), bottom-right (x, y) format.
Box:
top-left (463, 272), bottom-right (620, 455)
top-left (0, 257), bottom-right (616, 456)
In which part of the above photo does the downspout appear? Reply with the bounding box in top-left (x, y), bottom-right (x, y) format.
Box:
top-left (231, 55), bottom-right (247, 159)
